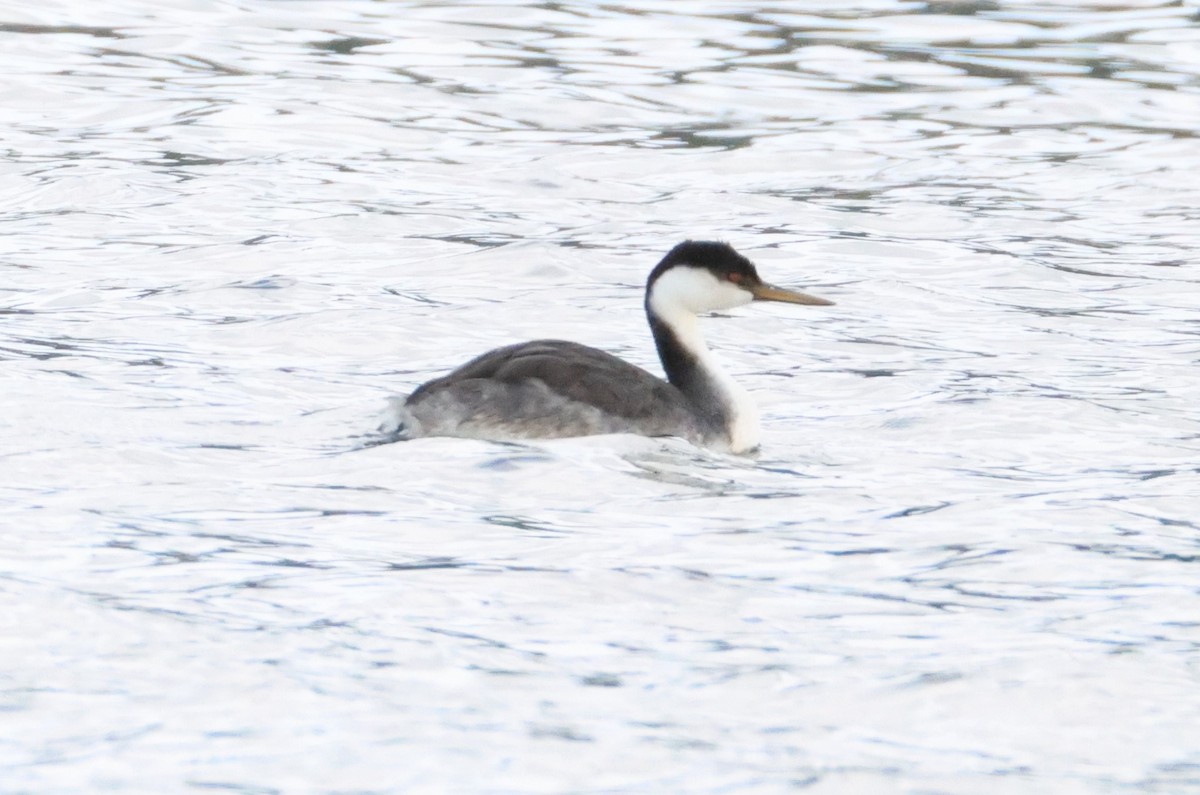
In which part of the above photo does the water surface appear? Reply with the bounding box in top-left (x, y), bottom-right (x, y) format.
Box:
top-left (2, 1), bottom-right (1199, 792)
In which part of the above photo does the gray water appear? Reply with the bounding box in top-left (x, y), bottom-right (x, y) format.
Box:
top-left (3, 1), bottom-right (1199, 792)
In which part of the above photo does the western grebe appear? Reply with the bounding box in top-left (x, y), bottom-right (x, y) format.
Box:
top-left (380, 240), bottom-right (833, 453)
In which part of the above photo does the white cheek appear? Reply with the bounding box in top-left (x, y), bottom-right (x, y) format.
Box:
top-left (650, 267), bottom-right (753, 315)
top-left (714, 281), bottom-right (753, 311)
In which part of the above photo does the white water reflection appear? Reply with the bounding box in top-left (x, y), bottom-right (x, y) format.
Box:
top-left (2, 1), bottom-right (1199, 792)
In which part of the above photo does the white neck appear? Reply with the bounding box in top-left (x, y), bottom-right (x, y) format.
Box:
top-left (647, 268), bottom-right (761, 453)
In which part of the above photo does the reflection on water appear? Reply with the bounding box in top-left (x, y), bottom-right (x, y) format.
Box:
top-left (2, 1), bottom-right (1199, 792)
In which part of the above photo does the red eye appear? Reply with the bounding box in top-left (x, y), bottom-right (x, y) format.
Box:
top-left (727, 273), bottom-right (743, 283)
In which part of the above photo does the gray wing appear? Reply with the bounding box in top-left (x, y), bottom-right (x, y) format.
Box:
top-left (407, 339), bottom-right (692, 424)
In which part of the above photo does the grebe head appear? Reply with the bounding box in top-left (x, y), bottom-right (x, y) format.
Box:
top-left (646, 240), bottom-right (833, 316)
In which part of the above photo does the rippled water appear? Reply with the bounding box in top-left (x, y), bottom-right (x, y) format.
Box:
top-left (3, 1), bottom-right (1199, 792)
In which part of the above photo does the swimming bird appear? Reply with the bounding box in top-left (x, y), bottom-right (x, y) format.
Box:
top-left (380, 241), bottom-right (832, 453)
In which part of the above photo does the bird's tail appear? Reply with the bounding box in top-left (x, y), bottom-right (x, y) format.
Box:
top-left (378, 396), bottom-right (422, 442)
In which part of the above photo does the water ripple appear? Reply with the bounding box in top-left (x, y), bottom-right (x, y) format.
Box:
top-left (3, 1), bottom-right (1199, 792)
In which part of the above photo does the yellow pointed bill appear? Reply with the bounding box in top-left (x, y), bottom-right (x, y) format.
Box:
top-left (750, 283), bottom-right (833, 306)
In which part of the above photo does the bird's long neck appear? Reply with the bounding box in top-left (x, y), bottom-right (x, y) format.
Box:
top-left (645, 296), bottom-right (760, 452)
